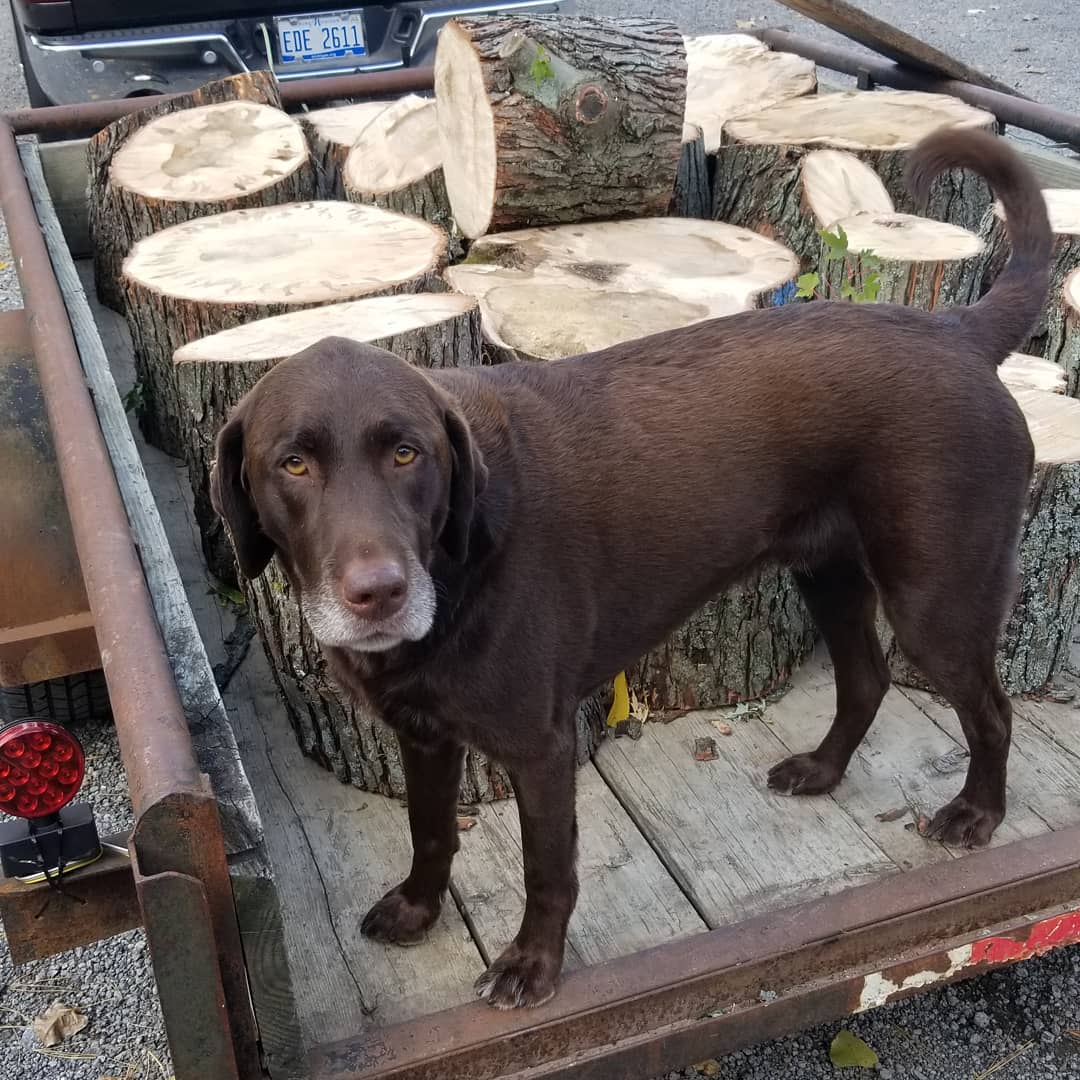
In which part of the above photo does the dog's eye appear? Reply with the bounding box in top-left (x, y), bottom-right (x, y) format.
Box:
top-left (282, 456), bottom-right (308, 477)
top-left (393, 446), bottom-right (418, 466)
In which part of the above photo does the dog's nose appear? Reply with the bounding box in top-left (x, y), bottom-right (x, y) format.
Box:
top-left (341, 559), bottom-right (408, 621)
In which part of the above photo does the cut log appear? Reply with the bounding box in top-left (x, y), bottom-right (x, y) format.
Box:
top-left (88, 69), bottom-right (285, 312)
top-left (999, 352), bottom-right (1066, 395)
top-left (671, 123), bottom-right (710, 219)
top-left (177, 292), bottom-right (601, 802)
top-left (445, 218), bottom-right (798, 362)
top-left (684, 33), bottom-right (817, 154)
top-left (972, 190), bottom-right (1080, 394)
top-left (435, 15), bottom-right (686, 238)
top-left (712, 90), bottom-right (996, 265)
top-left (879, 388), bottom-right (1080, 695)
top-left (299, 100), bottom-right (391, 197)
top-left (342, 94), bottom-right (455, 243)
top-left (628, 565), bottom-right (817, 712)
top-left (124, 200), bottom-right (447, 579)
top-left (1061, 270), bottom-right (1080, 399)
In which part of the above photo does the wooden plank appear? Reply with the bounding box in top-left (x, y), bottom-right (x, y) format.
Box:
top-left (763, 654), bottom-right (1042, 867)
top-left (452, 763), bottom-right (706, 968)
top-left (772, 0), bottom-right (1023, 98)
top-left (593, 685), bottom-right (895, 929)
top-left (39, 139), bottom-right (91, 258)
top-left (1013, 693), bottom-right (1080, 760)
top-left (900, 686), bottom-right (1080, 833)
top-left (1019, 144), bottom-right (1080, 191)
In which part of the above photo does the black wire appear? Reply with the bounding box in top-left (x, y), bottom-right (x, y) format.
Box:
top-left (30, 818), bottom-right (71, 897)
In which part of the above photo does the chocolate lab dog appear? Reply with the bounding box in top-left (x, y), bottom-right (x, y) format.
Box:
top-left (210, 128), bottom-right (1051, 1009)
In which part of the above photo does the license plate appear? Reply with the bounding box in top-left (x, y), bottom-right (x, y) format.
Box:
top-left (275, 9), bottom-right (366, 65)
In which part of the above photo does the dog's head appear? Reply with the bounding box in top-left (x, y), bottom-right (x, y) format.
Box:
top-left (210, 337), bottom-right (488, 653)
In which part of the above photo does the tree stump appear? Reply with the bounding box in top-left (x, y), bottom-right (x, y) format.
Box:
top-left (88, 69), bottom-right (284, 312)
top-left (802, 149), bottom-right (984, 308)
top-left (434, 15), bottom-right (686, 238)
top-left (971, 190), bottom-right (1080, 394)
top-left (671, 123), bottom-right (710, 219)
top-left (684, 32), bottom-right (817, 155)
top-left (879, 388), bottom-right (1080, 695)
top-left (629, 565), bottom-right (817, 712)
top-left (342, 94), bottom-right (456, 245)
top-left (299, 100), bottom-right (391, 197)
top-left (123, 201), bottom-right (447, 578)
top-left (712, 90), bottom-right (996, 266)
top-left (445, 218), bottom-right (798, 361)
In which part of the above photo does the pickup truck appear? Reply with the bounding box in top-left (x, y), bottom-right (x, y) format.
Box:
top-left (10, 1), bottom-right (571, 107)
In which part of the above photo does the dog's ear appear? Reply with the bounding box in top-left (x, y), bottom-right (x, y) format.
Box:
top-left (440, 405), bottom-right (488, 563)
top-left (210, 411), bottom-right (276, 579)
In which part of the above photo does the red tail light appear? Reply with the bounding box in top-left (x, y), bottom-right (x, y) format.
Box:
top-left (0, 721), bottom-right (85, 820)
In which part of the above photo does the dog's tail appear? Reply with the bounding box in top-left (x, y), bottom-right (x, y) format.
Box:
top-left (906, 127), bottom-right (1052, 364)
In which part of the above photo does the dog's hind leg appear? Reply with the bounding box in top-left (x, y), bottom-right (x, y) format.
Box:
top-left (768, 557), bottom-right (890, 796)
top-left (882, 581), bottom-right (1013, 849)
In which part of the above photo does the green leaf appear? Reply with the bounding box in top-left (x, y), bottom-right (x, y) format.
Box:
top-left (829, 1030), bottom-right (879, 1069)
top-left (795, 272), bottom-right (820, 298)
top-left (530, 44), bottom-right (555, 82)
top-left (858, 249), bottom-right (881, 270)
top-left (859, 272), bottom-right (882, 303)
top-left (839, 283), bottom-right (858, 300)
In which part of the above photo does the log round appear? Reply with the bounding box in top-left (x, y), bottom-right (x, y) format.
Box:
top-left (629, 565), bottom-right (817, 712)
top-left (684, 33), bottom-right (817, 154)
top-left (299, 99), bottom-right (391, 197)
top-left (124, 200), bottom-right (447, 578)
top-left (435, 15), bottom-right (686, 238)
top-left (88, 69), bottom-right (285, 312)
top-left (973, 190), bottom-right (1080, 394)
top-left (445, 218), bottom-right (798, 361)
top-left (342, 94), bottom-right (455, 241)
top-left (712, 90), bottom-right (996, 265)
top-left (879, 388), bottom-right (1080, 695)
top-left (671, 122), bottom-right (710, 219)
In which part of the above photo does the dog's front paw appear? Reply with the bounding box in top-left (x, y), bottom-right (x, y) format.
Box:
top-left (361, 886), bottom-right (441, 946)
top-left (474, 942), bottom-right (561, 1010)
top-left (925, 795), bottom-right (1002, 848)
top-left (767, 752), bottom-right (842, 796)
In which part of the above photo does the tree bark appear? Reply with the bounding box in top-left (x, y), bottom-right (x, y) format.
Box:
top-left (445, 218), bottom-right (797, 362)
top-left (299, 100), bottom-right (392, 197)
top-left (712, 90), bottom-right (996, 269)
top-left (671, 123), bottom-right (710, 219)
top-left (629, 565), bottom-right (817, 712)
top-left (969, 194), bottom-right (1080, 395)
top-left (88, 70), bottom-right (285, 312)
top-left (434, 15), bottom-right (686, 238)
top-left (879, 389), bottom-right (1080, 695)
top-left (122, 200), bottom-right (447, 577)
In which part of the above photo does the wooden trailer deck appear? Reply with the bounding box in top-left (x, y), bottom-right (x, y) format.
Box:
top-left (77, 275), bottom-right (1080, 1056)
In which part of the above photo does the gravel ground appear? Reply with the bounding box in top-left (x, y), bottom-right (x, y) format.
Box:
top-left (0, 2), bottom-right (1078, 1078)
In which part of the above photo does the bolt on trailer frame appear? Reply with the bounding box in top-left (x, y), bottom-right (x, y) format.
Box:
top-left (1, 50), bottom-right (1080, 1080)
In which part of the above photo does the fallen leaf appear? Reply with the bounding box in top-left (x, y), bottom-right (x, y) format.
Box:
top-left (456, 816), bottom-right (478, 832)
top-left (693, 1061), bottom-right (721, 1077)
top-left (629, 688), bottom-right (650, 724)
top-left (693, 736), bottom-right (718, 762)
top-left (829, 1029), bottom-right (879, 1068)
top-left (31, 1000), bottom-right (87, 1048)
top-left (711, 720), bottom-right (734, 737)
top-left (874, 807), bottom-right (907, 823)
top-left (607, 672), bottom-right (630, 727)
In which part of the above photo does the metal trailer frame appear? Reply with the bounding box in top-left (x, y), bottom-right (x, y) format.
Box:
top-left (0, 46), bottom-right (1078, 1080)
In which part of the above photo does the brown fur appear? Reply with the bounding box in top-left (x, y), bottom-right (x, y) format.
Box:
top-left (211, 129), bottom-right (1051, 1009)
